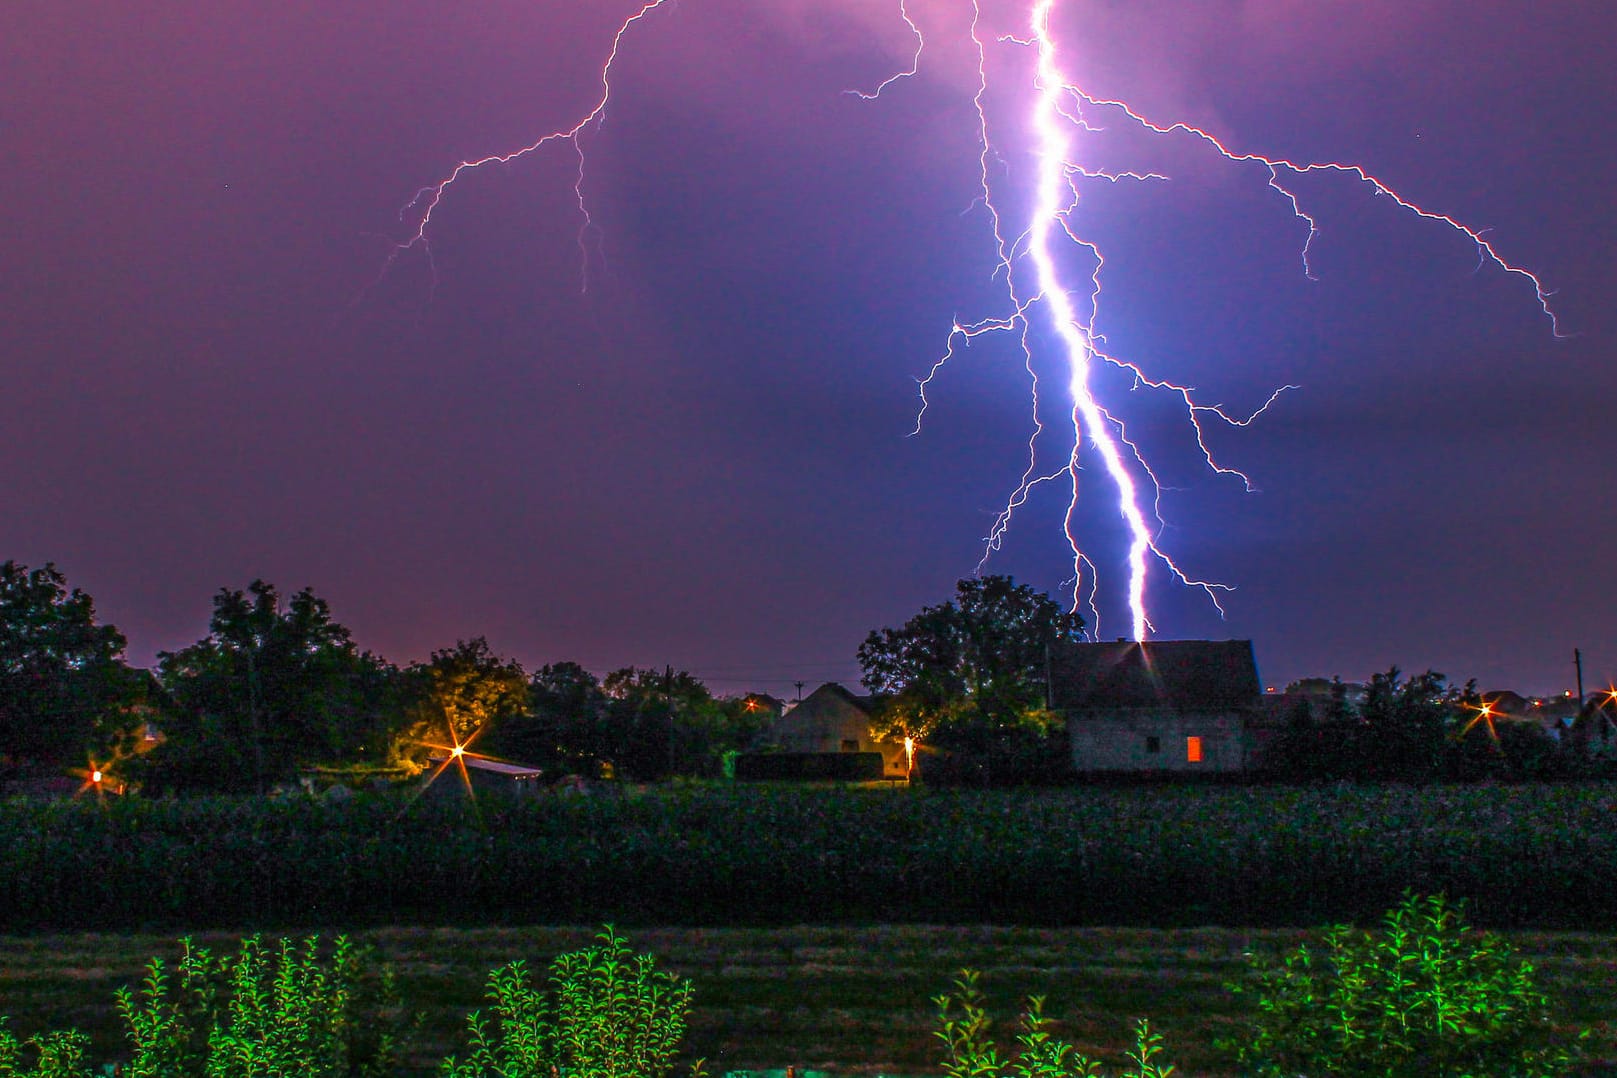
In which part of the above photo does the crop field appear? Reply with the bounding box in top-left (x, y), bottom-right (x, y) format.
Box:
top-left (2, 924), bottom-right (1615, 1076)
top-left (5, 782), bottom-right (1617, 932)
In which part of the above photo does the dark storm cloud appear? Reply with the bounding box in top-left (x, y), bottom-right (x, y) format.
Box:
top-left (1, 0), bottom-right (1611, 696)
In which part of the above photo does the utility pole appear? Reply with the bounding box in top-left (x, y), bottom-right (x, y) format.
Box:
top-left (1575, 648), bottom-right (1585, 708)
top-left (664, 665), bottom-right (675, 778)
top-left (794, 680), bottom-right (805, 703)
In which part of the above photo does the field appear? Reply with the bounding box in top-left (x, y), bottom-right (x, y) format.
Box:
top-left (6, 783), bottom-right (1617, 1073)
top-left (7, 782), bottom-right (1617, 932)
top-left (3, 924), bottom-right (1616, 1076)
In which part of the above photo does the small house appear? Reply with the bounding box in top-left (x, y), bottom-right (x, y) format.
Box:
top-left (741, 682), bottom-right (907, 780)
top-left (1053, 639), bottom-right (1264, 773)
top-left (425, 754), bottom-right (545, 799)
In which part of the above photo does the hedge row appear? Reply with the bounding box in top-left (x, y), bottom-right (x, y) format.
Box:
top-left (3, 783), bottom-right (1615, 931)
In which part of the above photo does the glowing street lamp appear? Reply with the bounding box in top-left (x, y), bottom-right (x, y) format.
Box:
top-left (1456, 701), bottom-right (1502, 747)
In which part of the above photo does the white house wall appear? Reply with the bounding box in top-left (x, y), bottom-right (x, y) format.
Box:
top-left (1068, 711), bottom-right (1249, 772)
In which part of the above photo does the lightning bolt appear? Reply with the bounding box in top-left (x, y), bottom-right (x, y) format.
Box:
top-left (377, 0), bottom-right (673, 292)
top-left (882, 0), bottom-right (1561, 640)
top-left (382, 0), bottom-right (1564, 644)
top-left (847, 0), bottom-right (924, 101)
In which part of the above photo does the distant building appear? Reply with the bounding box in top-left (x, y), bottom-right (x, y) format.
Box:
top-left (1572, 692), bottom-right (1617, 760)
top-left (1480, 689), bottom-right (1531, 716)
top-left (1053, 639), bottom-right (1264, 773)
top-left (738, 693), bottom-right (786, 720)
top-left (744, 682), bottom-right (908, 780)
top-left (424, 755), bottom-right (546, 799)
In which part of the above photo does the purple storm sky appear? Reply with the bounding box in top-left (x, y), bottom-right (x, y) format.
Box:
top-left (4, 1), bottom-right (1613, 697)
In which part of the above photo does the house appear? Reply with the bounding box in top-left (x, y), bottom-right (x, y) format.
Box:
top-left (1480, 689), bottom-right (1531, 716)
top-left (424, 754), bottom-right (546, 799)
top-left (742, 682), bottom-right (908, 780)
top-left (1571, 692), bottom-right (1617, 760)
top-left (1052, 639), bottom-right (1264, 773)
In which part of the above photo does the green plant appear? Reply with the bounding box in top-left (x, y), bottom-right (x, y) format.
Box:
top-left (934, 970), bottom-right (1172, 1078)
top-left (0, 1021), bottom-right (92, 1078)
top-left (115, 935), bottom-right (406, 1078)
top-left (1226, 892), bottom-right (1581, 1077)
top-left (115, 937), bottom-right (217, 1076)
top-left (441, 926), bottom-right (701, 1078)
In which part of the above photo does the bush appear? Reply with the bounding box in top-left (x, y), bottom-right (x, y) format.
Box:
top-left (934, 970), bottom-right (1174, 1078)
top-left (115, 934), bottom-right (407, 1078)
top-left (441, 926), bottom-right (700, 1078)
top-left (1226, 892), bottom-right (1581, 1077)
top-left (0, 1021), bottom-right (92, 1078)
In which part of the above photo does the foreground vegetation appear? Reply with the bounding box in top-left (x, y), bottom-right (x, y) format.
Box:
top-left (2, 902), bottom-right (1613, 1077)
top-left (7, 783), bottom-right (1617, 933)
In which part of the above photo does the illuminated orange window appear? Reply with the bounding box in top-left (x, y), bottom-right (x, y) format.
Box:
top-left (1186, 736), bottom-right (1203, 763)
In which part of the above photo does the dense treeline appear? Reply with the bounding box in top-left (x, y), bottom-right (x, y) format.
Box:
top-left (0, 562), bottom-right (771, 792)
top-left (5, 784), bottom-right (1617, 933)
top-left (5, 559), bottom-right (1613, 792)
top-left (1255, 668), bottom-right (1607, 785)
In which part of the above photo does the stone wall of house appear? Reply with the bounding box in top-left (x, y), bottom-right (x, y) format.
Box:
top-left (1068, 710), bottom-right (1250, 772)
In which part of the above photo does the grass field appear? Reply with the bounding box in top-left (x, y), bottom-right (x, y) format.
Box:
top-left (3, 924), bottom-right (1614, 1076)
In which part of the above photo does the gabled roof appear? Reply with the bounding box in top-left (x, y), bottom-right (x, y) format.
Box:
top-left (1480, 690), bottom-right (1530, 715)
top-left (754, 682), bottom-right (882, 751)
top-left (1052, 639), bottom-right (1261, 711)
top-left (794, 682), bottom-right (874, 715)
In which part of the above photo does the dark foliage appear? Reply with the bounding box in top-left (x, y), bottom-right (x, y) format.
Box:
top-left (7, 784), bottom-right (1617, 933)
top-left (1255, 668), bottom-right (1591, 784)
top-left (859, 576), bottom-right (1082, 741)
top-left (140, 582), bottom-right (407, 794)
top-left (0, 561), bottom-right (140, 773)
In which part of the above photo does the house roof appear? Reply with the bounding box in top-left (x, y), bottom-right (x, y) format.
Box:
top-left (739, 692), bottom-right (786, 717)
top-left (1052, 639), bottom-right (1261, 711)
top-left (1480, 689), bottom-right (1530, 715)
top-left (429, 755), bottom-right (543, 778)
top-left (755, 682), bottom-right (883, 751)
top-left (794, 682), bottom-right (875, 714)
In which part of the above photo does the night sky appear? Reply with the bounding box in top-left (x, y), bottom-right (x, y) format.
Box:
top-left (5, 1), bottom-right (1613, 697)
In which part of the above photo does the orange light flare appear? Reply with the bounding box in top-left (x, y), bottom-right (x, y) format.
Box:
top-left (408, 721), bottom-right (523, 801)
top-left (71, 756), bottom-right (119, 798)
top-left (417, 728), bottom-right (482, 798)
top-left (1456, 701), bottom-right (1502, 747)
top-left (903, 736), bottom-right (916, 775)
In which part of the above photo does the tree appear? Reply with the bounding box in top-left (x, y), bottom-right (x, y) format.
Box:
top-left (857, 575), bottom-right (1083, 744)
top-left (1357, 667), bottom-right (1454, 782)
top-left (599, 666), bottom-right (706, 781)
top-left (406, 637), bottom-right (528, 746)
top-left (0, 560), bottom-right (137, 771)
top-left (147, 581), bottom-right (405, 793)
top-left (485, 661), bottom-right (609, 775)
top-left (593, 666), bottom-right (766, 780)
